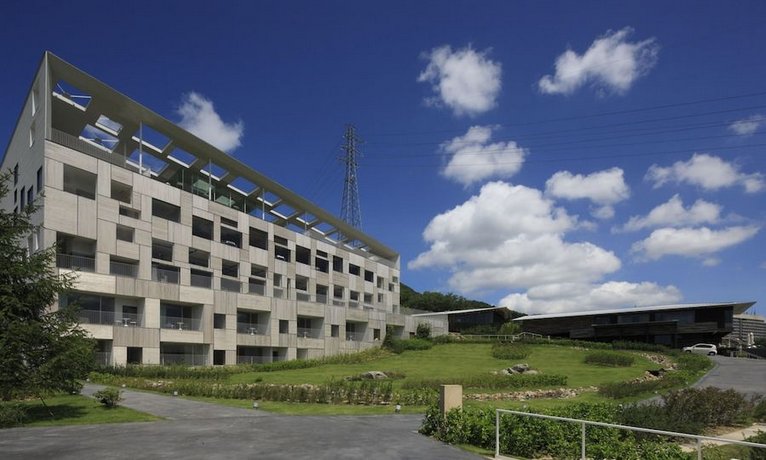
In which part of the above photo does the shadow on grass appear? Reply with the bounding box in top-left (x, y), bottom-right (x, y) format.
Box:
top-left (24, 403), bottom-right (88, 423)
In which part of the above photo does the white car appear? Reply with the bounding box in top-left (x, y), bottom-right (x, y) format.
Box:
top-left (682, 343), bottom-right (718, 356)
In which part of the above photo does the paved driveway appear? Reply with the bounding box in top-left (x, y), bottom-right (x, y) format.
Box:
top-left (694, 355), bottom-right (766, 398)
top-left (0, 385), bottom-right (479, 460)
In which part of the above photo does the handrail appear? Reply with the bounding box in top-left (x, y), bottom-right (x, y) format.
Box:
top-left (494, 408), bottom-right (766, 460)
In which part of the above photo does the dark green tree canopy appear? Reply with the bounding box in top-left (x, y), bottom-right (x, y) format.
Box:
top-left (0, 173), bottom-right (94, 401)
top-left (400, 283), bottom-right (523, 318)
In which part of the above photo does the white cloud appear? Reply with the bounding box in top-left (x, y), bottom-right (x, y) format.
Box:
top-left (500, 281), bottom-right (682, 315)
top-left (177, 92), bottom-right (243, 152)
top-left (545, 167), bottom-right (630, 219)
top-left (729, 114), bottom-right (764, 136)
top-left (418, 45), bottom-right (502, 117)
top-left (538, 27), bottom-right (659, 96)
top-left (631, 225), bottom-right (759, 262)
top-left (409, 181), bottom-right (679, 314)
top-left (619, 194), bottom-right (721, 232)
top-left (440, 126), bottom-right (527, 186)
top-left (646, 153), bottom-right (764, 193)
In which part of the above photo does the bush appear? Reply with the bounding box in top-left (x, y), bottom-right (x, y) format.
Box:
top-left (753, 399), bottom-right (766, 422)
top-left (498, 321), bottom-right (520, 336)
top-left (402, 373), bottom-right (566, 391)
top-left (386, 338), bottom-right (432, 354)
top-left (416, 323), bottom-right (432, 339)
top-left (0, 402), bottom-right (27, 428)
top-left (491, 343), bottom-right (531, 360)
top-left (93, 387), bottom-right (122, 408)
top-left (584, 350), bottom-right (635, 367)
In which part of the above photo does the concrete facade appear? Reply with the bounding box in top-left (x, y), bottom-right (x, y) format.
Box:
top-left (1, 52), bottom-right (446, 366)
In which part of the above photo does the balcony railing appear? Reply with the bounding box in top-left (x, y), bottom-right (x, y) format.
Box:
top-left (152, 267), bottom-right (180, 284)
top-left (161, 315), bottom-right (201, 331)
top-left (315, 294), bottom-right (328, 304)
top-left (190, 273), bottom-right (212, 288)
top-left (94, 352), bottom-right (112, 366)
top-left (348, 301), bottom-right (360, 309)
top-left (115, 312), bottom-right (141, 327)
top-left (160, 353), bottom-right (207, 366)
top-left (296, 292), bottom-right (310, 302)
top-left (110, 260), bottom-right (138, 278)
top-left (237, 323), bottom-right (268, 335)
top-left (236, 355), bottom-right (270, 365)
top-left (220, 277), bottom-right (241, 293)
top-left (57, 253), bottom-right (96, 272)
top-left (273, 287), bottom-right (285, 299)
top-left (77, 309), bottom-right (115, 325)
top-left (346, 332), bottom-right (363, 342)
top-left (297, 326), bottom-right (322, 339)
top-left (332, 299), bottom-right (345, 307)
top-left (248, 282), bottom-right (266, 296)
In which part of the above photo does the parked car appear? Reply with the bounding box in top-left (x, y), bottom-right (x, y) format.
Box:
top-left (682, 343), bottom-right (718, 356)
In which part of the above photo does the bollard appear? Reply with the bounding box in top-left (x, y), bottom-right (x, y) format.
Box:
top-left (439, 384), bottom-right (462, 417)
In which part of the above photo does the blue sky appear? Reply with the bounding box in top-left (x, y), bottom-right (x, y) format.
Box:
top-left (2, 1), bottom-right (765, 315)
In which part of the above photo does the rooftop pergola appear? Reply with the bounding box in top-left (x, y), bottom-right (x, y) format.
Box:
top-left (37, 52), bottom-right (397, 263)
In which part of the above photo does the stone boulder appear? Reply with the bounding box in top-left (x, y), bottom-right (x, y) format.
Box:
top-left (362, 371), bottom-right (388, 380)
top-left (511, 363), bottom-right (530, 373)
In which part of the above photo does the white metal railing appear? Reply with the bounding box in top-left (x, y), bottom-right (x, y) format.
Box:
top-left (115, 312), bottom-right (141, 327)
top-left (297, 326), bottom-right (322, 339)
top-left (237, 323), bottom-right (268, 335)
top-left (109, 260), bottom-right (138, 277)
top-left (494, 409), bottom-right (766, 460)
top-left (78, 309), bottom-right (114, 325)
top-left (57, 253), bottom-right (96, 272)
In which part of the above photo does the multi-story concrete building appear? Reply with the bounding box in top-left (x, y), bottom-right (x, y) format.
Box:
top-left (1, 52), bottom-right (445, 366)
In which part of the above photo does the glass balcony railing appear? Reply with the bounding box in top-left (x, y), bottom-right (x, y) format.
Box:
top-left (109, 260), bottom-right (138, 277)
top-left (236, 323), bottom-right (268, 335)
top-left (152, 267), bottom-right (180, 284)
top-left (160, 315), bottom-right (201, 331)
top-left (77, 309), bottom-right (115, 325)
top-left (220, 277), bottom-right (241, 293)
top-left (190, 273), bottom-right (212, 288)
top-left (248, 282), bottom-right (266, 296)
top-left (160, 353), bottom-right (207, 366)
top-left (297, 326), bottom-right (322, 339)
top-left (236, 355), bottom-right (270, 365)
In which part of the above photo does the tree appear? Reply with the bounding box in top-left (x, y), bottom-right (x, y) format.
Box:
top-left (0, 173), bottom-right (94, 402)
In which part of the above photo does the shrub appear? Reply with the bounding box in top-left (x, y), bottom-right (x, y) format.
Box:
top-left (753, 399), bottom-right (766, 422)
top-left (491, 343), bottom-right (530, 360)
top-left (584, 350), bottom-right (635, 367)
top-left (386, 338), bottom-right (432, 354)
top-left (498, 321), bottom-right (520, 336)
top-left (612, 341), bottom-right (671, 353)
top-left (93, 387), bottom-right (122, 408)
top-left (402, 373), bottom-right (566, 391)
top-left (0, 402), bottom-right (27, 428)
top-left (416, 323), bottom-right (432, 339)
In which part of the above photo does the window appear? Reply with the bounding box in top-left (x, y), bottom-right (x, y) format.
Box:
top-left (152, 239), bottom-right (173, 261)
top-left (29, 123), bottom-right (35, 147)
top-left (192, 216), bottom-right (213, 240)
top-left (296, 246), bottom-right (311, 265)
top-left (373, 328), bottom-right (381, 341)
top-left (221, 216), bottom-right (238, 228)
top-left (220, 226), bottom-right (242, 248)
top-left (13, 164), bottom-right (18, 185)
top-left (275, 245), bottom-right (291, 262)
top-left (274, 235), bottom-right (288, 246)
top-left (19, 187), bottom-right (25, 209)
top-left (13, 189), bottom-right (17, 204)
top-left (364, 270), bottom-right (374, 282)
top-left (152, 199), bottom-right (180, 223)
top-left (349, 264), bottom-right (361, 276)
top-left (222, 259), bottom-right (239, 278)
top-left (119, 205), bottom-right (140, 219)
top-left (188, 248), bottom-right (209, 267)
top-left (31, 86), bottom-right (38, 116)
top-left (249, 227), bottom-right (268, 250)
top-left (36, 167), bottom-right (42, 193)
top-left (251, 264), bottom-right (267, 278)
top-left (111, 181), bottom-right (132, 203)
top-left (26, 186), bottom-right (34, 203)
top-left (213, 350), bottom-right (225, 365)
top-left (63, 164), bottom-right (97, 199)
top-left (315, 255), bottom-right (329, 273)
top-left (214, 313), bottom-right (226, 329)
top-left (364, 293), bottom-right (373, 305)
top-left (331, 325), bottom-right (340, 338)
top-left (332, 256), bottom-right (343, 273)
top-left (377, 277), bottom-right (384, 289)
top-left (377, 293), bottom-right (385, 303)
top-left (279, 320), bottom-right (289, 334)
top-left (116, 225), bottom-right (134, 242)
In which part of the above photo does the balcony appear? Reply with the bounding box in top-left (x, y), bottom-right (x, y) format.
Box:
top-left (315, 294), bottom-right (328, 305)
top-left (220, 277), bottom-right (241, 293)
top-left (296, 292), bottom-right (310, 302)
top-left (273, 287), bottom-right (285, 299)
top-left (160, 353), bottom-right (207, 366)
top-left (297, 327), bottom-right (322, 339)
top-left (152, 265), bottom-right (180, 284)
top-left (57, 253), bottom-right (96, 272)
top-left (333, 298), bottom-right (345, 307)
top-left (115, 312), bottom-right (141, 327)
top-left (236, 323), bottom-right (268, 335)
top-left (248, 281), bottom-right (266, 296)
top-left (109, 259), bottom-right (138, 278)
top-left (190, 271), bottom-right (212, 288)
top-left (161, 315), bottom-right (201, 331)
top-left (237, 355), bottom-right (270, 365)
top-left (77, 309), bottom-right (115, 325)
top-left (94, 351), bottom-right (112, 366)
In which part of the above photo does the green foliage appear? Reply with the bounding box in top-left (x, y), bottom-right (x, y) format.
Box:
top-left (459, 324), bottom-right (500, 335)
top-left (612, 341), bottom-right (672, 353)
top-left (92, 387), bottom-right (122, 408)
top-left (497, 321), bottom-right (520, 336)
top-left (584, 350), bottom-right (635, 367)
top-left (385, 338), bottom-right (433, 354)
top-left (753, 399), bottom-right (766, 422)
top-left (416, 323), bottom-right (432, 339)
top-left (382, 324), bottom-right (396, 349)
top-left (401, 373), bottom-right (566, 391)
top-left (95, 364), bottom-right (236, 380)
top-left (491, 343), bottom-right (530, 360)
top-left (0, 402), bottom-right (27, 428)
top-left (400, 283), bottom-right (524, 317)
top-left (0, 173), bottom-right (95, 401)
top-left (598, 373), bottom-right (687, 398)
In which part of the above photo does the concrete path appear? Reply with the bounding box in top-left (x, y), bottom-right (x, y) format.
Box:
top-left (81, 384), bottom-right (268, 420)
top-left (0, 385), bottom-right (480, 460)
top-left (694, 355), bottom-right (766, 398)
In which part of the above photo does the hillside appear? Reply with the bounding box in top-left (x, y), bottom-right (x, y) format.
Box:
top-left (400, 283), bottom-right (524, 318)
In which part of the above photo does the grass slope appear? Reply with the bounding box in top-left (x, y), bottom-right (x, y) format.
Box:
top-left (12, 394), bottom-right (160, 427)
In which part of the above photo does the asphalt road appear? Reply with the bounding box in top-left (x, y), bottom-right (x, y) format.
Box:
top-left (0, 385), bottom-right (480, 460)
top-left (693, 355), bottom-right (766, 398)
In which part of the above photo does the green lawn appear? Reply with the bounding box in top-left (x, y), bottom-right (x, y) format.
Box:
top-left (228, 343), bottom-right (656, 391)
top-left (9, 394), bottom-right (160, 427)
top-left (183, 395), bottom-right (427, 415)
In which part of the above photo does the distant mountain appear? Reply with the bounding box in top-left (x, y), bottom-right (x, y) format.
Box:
top-left (400, 283), bottom-right (524, 318)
